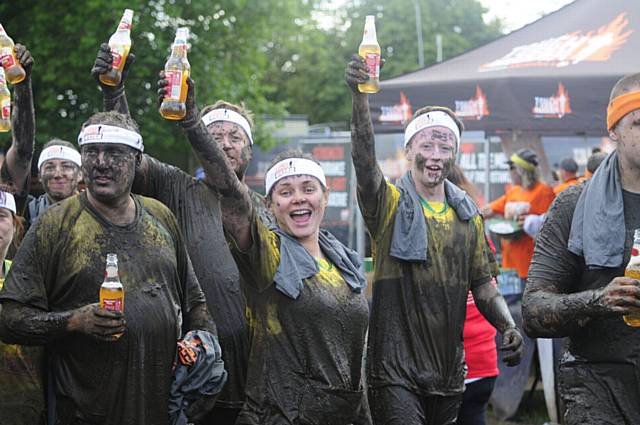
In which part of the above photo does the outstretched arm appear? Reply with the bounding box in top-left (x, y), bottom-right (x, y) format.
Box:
top-left (157, 74), bottom-right (253, 250)
top-left (472, 282), bottom-right (523, 366)
top-left (5, 44), bottom-right (35, 194)
top-left (344, 54), bottom-right (384, 213)
top-left (91, 43), bottom-right (135, 115)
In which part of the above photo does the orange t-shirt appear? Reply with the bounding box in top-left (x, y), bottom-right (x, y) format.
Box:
top-left (489, 182), bottom-right (556, 278)
top-left (553, 177), bottom-right (581, 195)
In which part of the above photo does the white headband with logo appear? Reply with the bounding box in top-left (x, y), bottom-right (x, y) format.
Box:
top-left (38, 145), bottom-right (82, 169)
top-left (78, 124), bottom-right (144, 152)
top-left (201, 108), bottom-right (253, 145)
top-left (0, 191), bottom-right (16, 214)
top-left (265, 158), bottom-right (326, 195)
top-left (404, 110), bottom-right (461, 150)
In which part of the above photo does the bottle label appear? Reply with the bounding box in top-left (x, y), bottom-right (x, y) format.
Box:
top-left (164, 70), bottom-right (183, 101)
top-left (111, 51), bottom-right (123, 70)
top-left (118, 21), bottom-right (132, 31)
top-left (364, 52), bottom-right (380, 79)
top-left (0, 48), bottom-right (15, 69)
top-left (103, 298), bottom-right (123, 312)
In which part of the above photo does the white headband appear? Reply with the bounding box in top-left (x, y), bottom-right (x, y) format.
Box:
top-left (265, 158), bottom-right (326, 195)
top-left (38, 145), bottom-right (81, 169)
top-left (201, 108), bottom-right (253, 145)
top-left (0, 191), bottom-right (16, 214)
top-left (404, 110), bottom-right (461, 150)
top-left (78, 124), bottom-right (144, 152)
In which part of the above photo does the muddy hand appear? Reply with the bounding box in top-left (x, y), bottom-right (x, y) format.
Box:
top-left (67, 303), bottom-right (126, 341)
top-left (183, 77), bottom-right (199, 123)
top-left (596, 276), bottom-right (640, 315)
top-left (14, 43), bottom-right (34, 79)
top-left (345, 53), bottom-right (370, 93)
top-left (91, 43), bottom-right (135, 88)
top-left (500, 327), bottom-right (524, 366)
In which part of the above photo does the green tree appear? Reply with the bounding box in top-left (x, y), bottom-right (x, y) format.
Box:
top-left (0, 0), bottom-right (311, 167)
top-left (267, 0), bottom-right (503, 126)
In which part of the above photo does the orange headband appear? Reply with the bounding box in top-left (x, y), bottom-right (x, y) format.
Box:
top-left (607, 90), bottom-right (640, 131)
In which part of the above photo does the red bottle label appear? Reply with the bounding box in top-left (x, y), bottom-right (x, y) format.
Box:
top-left (364, 53), bottom-right (380, 79)
top-left (118, 22), bottom-right (131, 31)
top-left (164, 70), bottom-right (183, 100)
top-left (103, 298), bottom-right (123, 312)
top-left (111, 51), bottom-right (123, 69)
top-left (0, 50), bottom-right (15, 69)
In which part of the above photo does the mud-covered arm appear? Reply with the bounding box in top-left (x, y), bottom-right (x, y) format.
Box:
top-left (0, 301), bottom-right (72, 345)
top-left (522, 188), bottom-right (635, 337)
top-left (345, 54), bottom-right (384, 214)
top-left (5, 44), bottom-right (35, 194)
top-left (91, 43), bottom-right (135, 115)
top-left (184, 302), bottom-right (216, 334)
top-left (472, 282), bottom-right (516, 333)
top-left (156, 75), bottom-right (253, 250)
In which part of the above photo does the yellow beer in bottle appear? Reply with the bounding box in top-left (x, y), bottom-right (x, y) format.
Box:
top-left (99, 9), bottom-right (134, 87)
top-left (0, 68), bottom-right (10, 132)
top-left (0, 24), bottom-right (25, 84)
top-left (100, 253), bottom-right (124, 338)
top-left (623, 229), bottom-right (640, 327)
top-left (159, 27), bottom-right (190, 120)
top-left (358, 15), bottom-right (381, 94)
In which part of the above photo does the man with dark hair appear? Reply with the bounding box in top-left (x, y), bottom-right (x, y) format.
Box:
top-left (0, 111), bottom-right (222, 424)
top-left (554, 158), bottom-right (580, 195)
top-left (346, 55), bottom-right (523, 424)
top-left (523, 73), bottom-right (640, 424)
top-left (92, 43), bottom-right (270, 424)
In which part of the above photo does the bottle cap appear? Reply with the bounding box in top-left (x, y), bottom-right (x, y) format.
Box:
top-left (175, 27), bottom-right (190, 44)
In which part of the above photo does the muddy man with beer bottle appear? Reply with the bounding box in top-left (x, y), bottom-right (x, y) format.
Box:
top-left (523, 72), bottom-right (640, 425)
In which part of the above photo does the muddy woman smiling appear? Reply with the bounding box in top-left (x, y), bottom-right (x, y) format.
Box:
top-left (159, 74), bottom-right (372, 424)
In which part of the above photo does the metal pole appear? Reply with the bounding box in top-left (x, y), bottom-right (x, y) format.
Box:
top-left (484, 136), bottom-right (491, 204)
top-left (436, 33), bottom-right (443, 63)
top-left (414, 0), bottom-right (425, 68)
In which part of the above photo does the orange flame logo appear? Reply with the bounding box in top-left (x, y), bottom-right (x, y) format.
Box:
top-left (480, 13), bottom-right (633, 71)
top-left (455, 85), bottom-right (490, 120)
top-left (532, 83), bottom-right (572, 118)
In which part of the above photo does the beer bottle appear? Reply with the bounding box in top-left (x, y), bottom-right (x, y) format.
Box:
top-left (0, 68), bottom-right (10, 132)
top-left (623, 229), bottom-right (640, 327)
top-left (159, 27), bottom-right (190, 120)
top-left (358, 15), bottom-right (381, 94)
top-left (100, 253), bottom-right (124, 337)
top-left (0, 24), bottom-right (26, 84)
top-left (99, 9), bottom-right (134, 87)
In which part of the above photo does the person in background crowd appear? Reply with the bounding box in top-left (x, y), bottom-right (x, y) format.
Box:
top-left (553, 158), bottom-right (580, 195)
top-left (523, 73), bottom-right (640, 425)
top-left (581, 151), bottom-right (607, 181)
top-left (1, 44), bottom-right (81, 229)
top-left (0, 188), bottom-right (43, 424)
top-left (448, 165), bottom-right (500, 425)
top-left (481, 148), bottom-right (555, 283)
top-left (346, 54), bottom-right (522, 425)
top-left (0, 111), bottom-right (221, 425)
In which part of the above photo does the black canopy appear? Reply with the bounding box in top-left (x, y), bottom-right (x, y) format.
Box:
top-left (371, 0), bottom-right (640, 137)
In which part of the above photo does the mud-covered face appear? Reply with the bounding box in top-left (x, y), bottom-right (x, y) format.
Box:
top-left (268, 175), bottom-right (328, 243)
top-left (207, 121), bottom-right (252, 179)
top-left (406, 126), bottom-right (456, 190)
top-left (40, 158), bottom-right (81, 202)
top-left (613, 109), bottom-right (640, 170)
top-left (81, 143), bottom-right (138, 205)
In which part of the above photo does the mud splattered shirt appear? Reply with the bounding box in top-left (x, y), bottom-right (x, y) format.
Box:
top-left (362, 180), bottom-right (492, 396)
top-left (230, 217), bottom-right (371, 425)
top-left (0, 192), bottom-right (206, 425)
top-left (0, 259), bottom-right (45, 425)
top-left (133, 156), bottom-right (268, 408)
